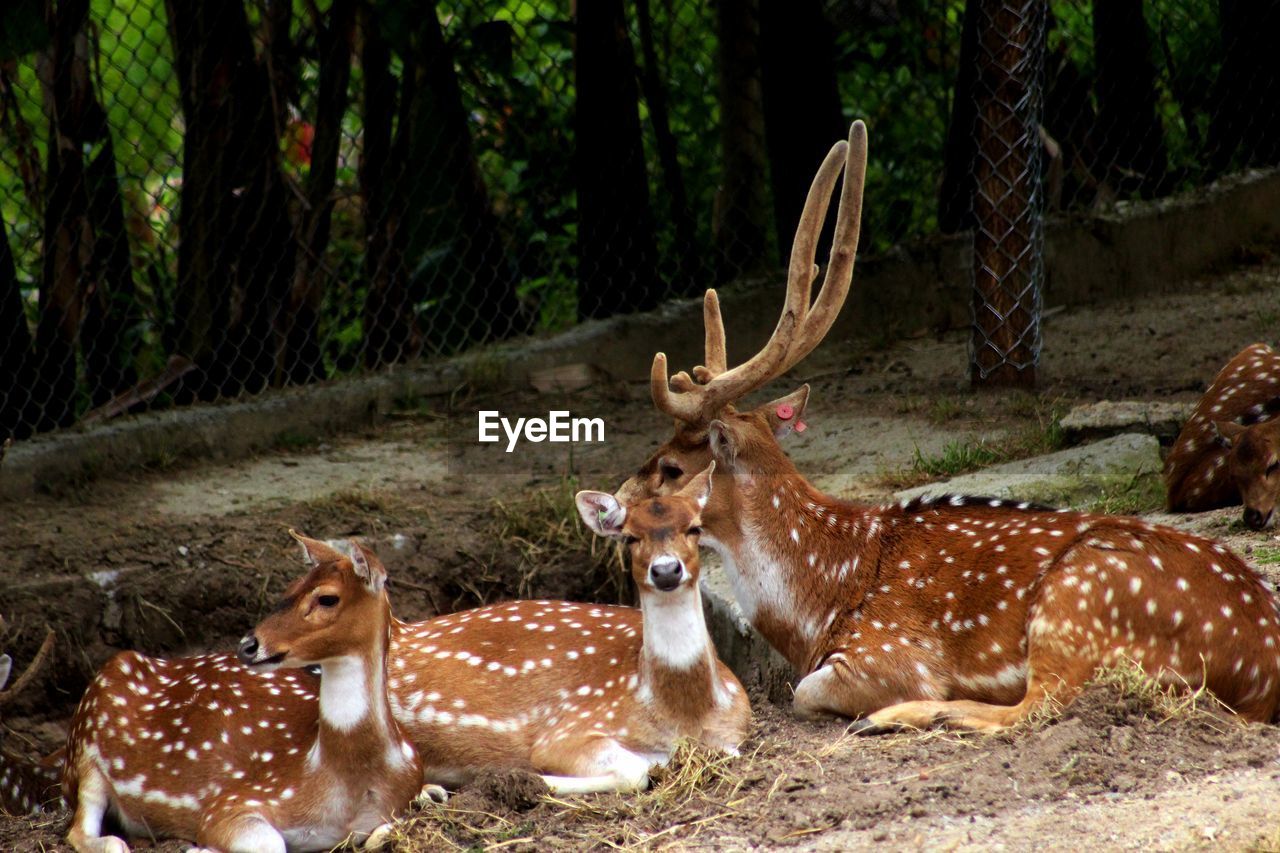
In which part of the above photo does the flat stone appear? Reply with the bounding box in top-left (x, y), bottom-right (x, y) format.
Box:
top-left (1060, 400), bottom-right (1190, 444)
top-left (894, 432), bottom-right (1163, 507)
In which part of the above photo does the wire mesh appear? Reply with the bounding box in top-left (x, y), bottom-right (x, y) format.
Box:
top-left (968, 0), bottom-right (1045, 386)
top-left (0, 0), bottom-right (1276, 439)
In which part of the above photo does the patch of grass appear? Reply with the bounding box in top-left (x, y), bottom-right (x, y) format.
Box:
top-left (1086, 657), bottom-right (1232, 724)
top-left (925, 397), bottom-right (974, 426)
top-left (385, 740), bottom-right (750, 850)
top-left (911, 440), bottom-right (1004, 477)
top-left (488, 477), bottom-right (626, 600)
top-left (1079, 469), bottom-right (1167, 516)
top-left (1251, 546), bottom-right (1280, 566)
top-left (271, 429), bottom-right (319, 452)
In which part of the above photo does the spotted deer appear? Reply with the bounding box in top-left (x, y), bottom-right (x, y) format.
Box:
top-left (1165, 342), bottom-right (1280, 529)
top-left (616, 120), bottom-right (1280, 731)
top-left (33, 532), bottom-right (424, 852)
top-left (383, 463), bottom-right (750, 793)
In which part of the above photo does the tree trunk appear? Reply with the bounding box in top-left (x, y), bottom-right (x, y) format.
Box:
top-left (81, 129), bottom-right (140, 407)
top-left (574, 0), bottom-right (660, 318)
top-left (402, 3), bottom-right (521, 352)
top-left (34, 0), bottom-right (96, 431)
top-left (938, 0), bottom-right (980, 232)
top-left (1093, 0), bottom-right (1167, 198)
top-left (1208, 0), bottom-right (1280, 172)
top-left (635, 0), bottom-right (701, 296)
top-left (0, 213), bottom-right (31, 440)
top-left (759, 0), bottom-right (846, 261)
top-left (714, 0), bottom-right (771, 282)
top-left (970, 0), bottom-right (1043, 389)
top-left (284, 0), bottom-right (355, 384)
top-left (165, 0), bottom-right (296, 399)
top-left (360, 2), bottom-right (414, 369)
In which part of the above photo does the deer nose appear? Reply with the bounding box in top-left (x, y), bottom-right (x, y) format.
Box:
top-left (1243, 507), bottom-right (1268, 530)
top-left (649, 556), bottom-right (685, 592)
top-left (237, 635), bottom-right (260, 664)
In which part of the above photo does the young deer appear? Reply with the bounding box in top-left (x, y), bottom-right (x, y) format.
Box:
top-left (53, 532), bottom-right (423, 852)
top-left (1165, 342), bottom-right (1280, 529)
top-left (617, 120), bottom-right (1280, 731)
top-left (381, 464), bottom-right (750, 793)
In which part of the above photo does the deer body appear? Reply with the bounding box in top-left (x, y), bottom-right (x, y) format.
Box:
top-left (618, 120), bottom-right (1280, 730)
top-left (700, 453), bottom-right (1280, 728)
top-left (390, 467), bottom-right (750, 793)
top-left (59, 534), bottom-right (423, 853)
top-left (1165, 342), bottom-right (1280, 528)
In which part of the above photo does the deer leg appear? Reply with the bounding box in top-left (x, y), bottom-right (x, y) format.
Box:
top-left (793, 654), bottom-right (946, 721)
top-left (196, 811), bottom-right (286, 853)
top-left (532, 736), bottom-right (654, 794)
top-left (67, 766), bottom-right (130, 853)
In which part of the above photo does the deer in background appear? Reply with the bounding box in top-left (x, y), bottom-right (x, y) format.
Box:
top-left (381, 463), bottom-right (750, 793)
top-left (616, 120), bottom-right (1280, 731)
top-left (1165, 342), bottom-right (1280, 529)
top-left (10, 532), bottom-right (424, 852)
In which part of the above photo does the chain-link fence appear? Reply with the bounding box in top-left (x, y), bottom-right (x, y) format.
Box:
top-left (1, 0), bottom-right (1277, 439)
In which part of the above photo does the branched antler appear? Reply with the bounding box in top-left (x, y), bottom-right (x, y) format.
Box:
top-left (652, 121), bottom-right (868, 424)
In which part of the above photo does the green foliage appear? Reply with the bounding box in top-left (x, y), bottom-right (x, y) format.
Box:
top-left (911, 439), bottom-right (1004, 478)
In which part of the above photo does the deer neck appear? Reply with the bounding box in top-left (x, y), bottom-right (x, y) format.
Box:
top-left (704, 466), bottom-right (879, 672)
top-left (311, 621), bottom-right (409, 777)
top-left (637, 585), bottom-right (724, 719)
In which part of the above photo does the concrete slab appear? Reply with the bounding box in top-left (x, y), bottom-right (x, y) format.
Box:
top-left (1060, 400), bottom-right (1190, 445)
top-left (894, 432), bottom-right (1163, 506)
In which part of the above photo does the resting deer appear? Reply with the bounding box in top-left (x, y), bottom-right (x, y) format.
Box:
top-left (1165, 342), bottom-right (1280, 529)
top-left (616, 120), bottom-right (1280, 731)
top-left (20, 532), bottom-right (423, 852)
top-left (383, 464), bottom-right (750, 793)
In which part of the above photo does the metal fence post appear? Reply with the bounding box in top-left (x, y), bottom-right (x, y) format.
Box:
top-left (969, 0), bottom-right (1046, 388)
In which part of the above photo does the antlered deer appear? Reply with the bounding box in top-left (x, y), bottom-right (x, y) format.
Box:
top-left (387, 464), bottom-right (750, 793)
top-left (1165, 342), bottom-right (1280, 529)
top-left (616, 121), bottom-right (1280, 731)
top-left (23, 532), bottom-right (424, 852)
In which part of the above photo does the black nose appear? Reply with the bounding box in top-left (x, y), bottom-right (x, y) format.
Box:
top-left (1244, 507), bottom-right (1266, 530)
top-left (237, 635), bottom-right (259, 664)
top-left (650, 559), bottom-right (683, 592)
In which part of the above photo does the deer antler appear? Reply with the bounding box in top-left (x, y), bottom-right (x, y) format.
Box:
top-left (0, 626), bottom-right (55, 709)
top-left (652, 120), bottom-right (868, 425)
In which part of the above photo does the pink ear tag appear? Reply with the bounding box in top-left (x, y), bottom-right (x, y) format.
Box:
top-left (775, 404), bottom-right (794, 420)
top-left (794, 420), bottom-right (807, 433)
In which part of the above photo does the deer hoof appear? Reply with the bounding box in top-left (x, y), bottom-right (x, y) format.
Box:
top-left (415, 784), bottom-right (449, 806)
top-left (363, 822), bottom-right (396, 850)
top-left (847, 718), bottom-right (897, 737)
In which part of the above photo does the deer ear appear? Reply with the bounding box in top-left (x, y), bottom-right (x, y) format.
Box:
top-left (289, 529), bottom-right (347, 567)
top-left (678, 462), bottom-right (715, 508)
top-left (708, 419), bottom-right (738, 468)
top-left (755, 385), bottom-right (810, 439)
top-left (348, 541), bottom-right (387, 592)
top-left (1213, 420), bottom-right (1247, 449)
top-left (576, 491), bottom-right (627, 538)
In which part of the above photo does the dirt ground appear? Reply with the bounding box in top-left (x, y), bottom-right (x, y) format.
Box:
top-left (2, 248), bottom-right (1280, 851)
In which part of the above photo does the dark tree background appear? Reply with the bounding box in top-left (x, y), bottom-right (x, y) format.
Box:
top-left (0, 0), bottom-right (1273, 436)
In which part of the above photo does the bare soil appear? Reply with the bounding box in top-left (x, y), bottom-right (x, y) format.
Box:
top-left (2, 249), bottom-right (1279, 850)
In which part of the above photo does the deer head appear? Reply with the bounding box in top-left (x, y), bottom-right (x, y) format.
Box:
top-left (616, 121), bottom-right (867, 524)
top-left (239, 531), bottom-right (389, 670)
top-left (577, 463), bottom-right (715, 594)
top-left (1214, 418), bottom-right (1280, 529)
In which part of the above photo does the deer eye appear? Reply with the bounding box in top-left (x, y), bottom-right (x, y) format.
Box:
top-left (687, 526), bottom-right (702, 536)
top-left (317, 595), bottom-right (340, 607)
top-left (660, 462), bottom-right (684, 482)
top-left (1268, 461), bottom-right (1280, 475)
top-left (623, 535), bottom-right (639, 546)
